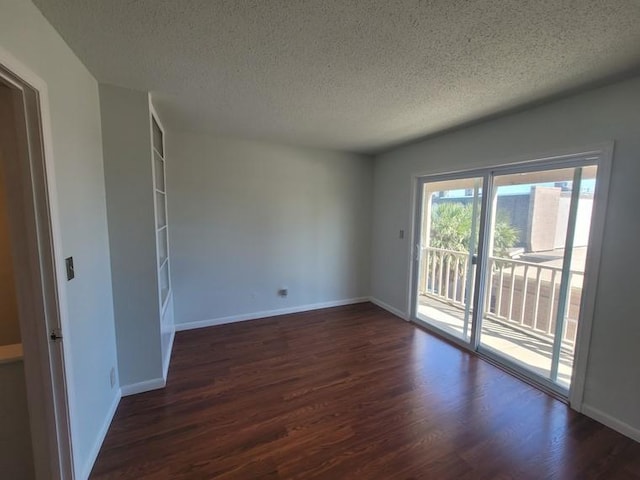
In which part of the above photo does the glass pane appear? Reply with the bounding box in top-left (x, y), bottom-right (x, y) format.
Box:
top-left (155, 191), bottom-right (166, 229)
top-left (154, 151), bottom-right (165, 192)
top-left (416, 177), bottom-right (483, 343)
top-left (479, 165), bottom-right (597, 390)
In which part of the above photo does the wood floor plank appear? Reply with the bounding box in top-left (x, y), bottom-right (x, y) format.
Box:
top-left (91, 303), bottom-right (640, 479)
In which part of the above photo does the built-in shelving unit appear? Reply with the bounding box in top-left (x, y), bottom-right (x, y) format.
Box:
top-left (151, 114), bottom-right (172, 317)
top-left (101, 84), bottom-right (175, 391)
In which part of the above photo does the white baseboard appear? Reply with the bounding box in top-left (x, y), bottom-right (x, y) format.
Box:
top-left (581, 404), bottom-right (640, 443)
top-left (175, 297), bottom-right (370, 332)
top-left (79, 344), bottom-right (175, 476)
top-left (369, 296), bottom-right (408, 320)
top-left (163, 327), bottom-right (175, 381)
top-left (120, 377), bottom-right (166, 397)
top-left (79, 388), bottom-right (121, 480)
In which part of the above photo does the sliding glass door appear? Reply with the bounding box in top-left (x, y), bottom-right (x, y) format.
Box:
top-left (414, 176), bottom-right (483, 343)
top-left (478, 165), bottom-right (597, 392)
top-left (412, 158), bottom-right (600, 395)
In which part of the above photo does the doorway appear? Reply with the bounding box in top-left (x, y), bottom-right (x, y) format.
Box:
top-left (0, 82), bottom-right (34, 478)
top-left (411, 152), bottom-right (609, 398)
top-left (0, 62), bottom-right (73, 478)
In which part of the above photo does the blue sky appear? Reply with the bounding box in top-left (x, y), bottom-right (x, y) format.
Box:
top-left (441, 179), bottom-right (596, 198)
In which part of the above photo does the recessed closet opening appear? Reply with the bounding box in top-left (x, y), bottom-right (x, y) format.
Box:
top-left (0, 62), bottom-right (74, 479)
top-left (0, 82), bottom-right (33, 479)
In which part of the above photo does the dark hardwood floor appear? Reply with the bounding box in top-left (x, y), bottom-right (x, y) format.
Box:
top-left (91, 303), bottom-right (640, 479)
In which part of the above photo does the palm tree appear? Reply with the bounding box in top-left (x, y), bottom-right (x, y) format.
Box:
top-left (429, 203), bottom-right (518, 292)
top-left (430, 202), bottom-right (518, 257)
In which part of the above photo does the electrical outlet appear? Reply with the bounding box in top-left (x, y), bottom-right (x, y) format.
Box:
top-left (399, 229), bottom-right (405, 239)
top-left (110, 367), bottom-right (116, 389)
top-left (278, 288), bottom-right (288, 297)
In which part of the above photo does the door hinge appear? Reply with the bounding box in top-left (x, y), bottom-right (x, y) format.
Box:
top-left (50, 329), bottom-right (63, 342)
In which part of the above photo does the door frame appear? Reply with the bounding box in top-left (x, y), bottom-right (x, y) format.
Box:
top-left (409, 169), bottom-right (488, 349)
top-left (408, 143), bottom-right (613, 409)
top-left (0, 48), bottom-right (75, 479)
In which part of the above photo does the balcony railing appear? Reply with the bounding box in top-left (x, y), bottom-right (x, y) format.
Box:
top-left (419, 246), bottom-right (583, 348)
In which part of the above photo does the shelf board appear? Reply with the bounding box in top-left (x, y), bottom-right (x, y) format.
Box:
top-left (0, 343), bottom-right (23, 364)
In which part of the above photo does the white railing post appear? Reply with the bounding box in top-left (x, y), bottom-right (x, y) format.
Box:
top-left (548, 270), bottom-right (557, 334)
top-left (444, 255), bottom-right (451, 299)
top-left (496, 263), bottom-right (504, 317)
top-left (519, 265), bottom-right (529, 325)
top-left (532, 267), bottom-right (542, 331)
top-left (486, 258), bottom-right (494, 314)
top-left (439, 251), bottom-right (442, 296)
top-left (508, 263), bottom-right (516, 321)
top-left (453, 256), bottom-right (460, 302)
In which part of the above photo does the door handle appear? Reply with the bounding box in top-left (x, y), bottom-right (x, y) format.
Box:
top-left (50, 329), bottom-right (63, 342)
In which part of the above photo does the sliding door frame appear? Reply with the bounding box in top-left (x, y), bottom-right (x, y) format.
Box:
top-left (408, 143), bottom-right (613, 409)
top-left (409, 168), bottom-right (488, 351)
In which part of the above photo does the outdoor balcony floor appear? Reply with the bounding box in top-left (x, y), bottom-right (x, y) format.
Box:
top-left (417, 295), bottom-right (574, 389)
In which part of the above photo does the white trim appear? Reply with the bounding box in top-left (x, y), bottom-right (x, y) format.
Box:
top-left (149, 99), bottom-right (173, 317)
top-left (568, 143), bottom-right (613, 409)
top-left (120, 378), bottom-right (166, 397)
top-left (175, 297), bottom-right (370, 331)
top-left (162, 327), bottom-right (175, 381)
top-left (369, 297), bottom-right (408, 320)
top-left (408, 142), bottom-right (610, 180)
top-left (470, 175), bottom-right (492, 350)
top-left (0, 46), bottom-right (76, 479)
top-left (581, 404), bottom-right (640, 443)
top-left (406, 174), bottom-right (420, 321)
top-left (79, 390), bottom-right (121, 480)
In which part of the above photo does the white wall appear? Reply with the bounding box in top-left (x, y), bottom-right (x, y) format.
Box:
top-left (166, 132), bottom-right (372, 326)
top-left (371, 75), bottom-right (640, 438)
top-left (0, 0), bottom-right (119, 477)
top-left (100, 84), bottom-right (163, 387)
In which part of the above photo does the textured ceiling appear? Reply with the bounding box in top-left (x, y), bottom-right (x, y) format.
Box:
top-left (33, 0), bottom-right (640, 152)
